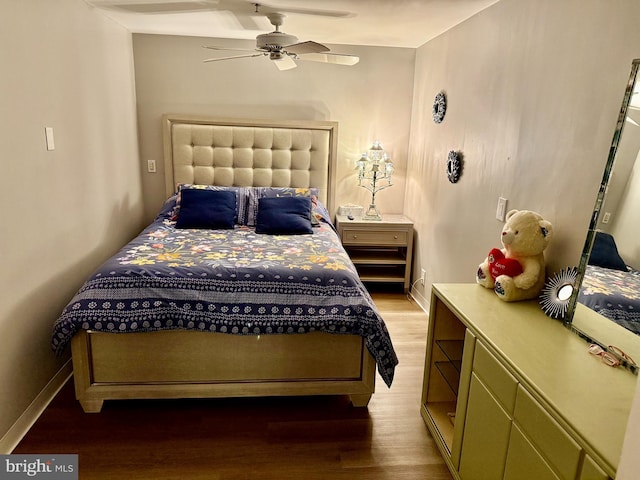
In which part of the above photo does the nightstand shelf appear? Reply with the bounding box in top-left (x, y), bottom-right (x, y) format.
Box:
top-left (335, 215), bottom-right (414, 292)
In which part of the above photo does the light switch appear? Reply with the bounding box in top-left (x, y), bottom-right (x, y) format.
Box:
top-left (147, 159), bottom-right (157, 173)
top-left (45, 127), bottom-right (55, 151)
top-left (496, 197), bottom-right (507, 221)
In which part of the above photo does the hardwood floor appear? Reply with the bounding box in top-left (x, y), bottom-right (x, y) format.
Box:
top-left (13, 292), bottom-right (452, 480)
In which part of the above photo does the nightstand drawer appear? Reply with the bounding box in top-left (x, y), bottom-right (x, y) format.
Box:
top-left (341, 229), bottom-right (408, 246)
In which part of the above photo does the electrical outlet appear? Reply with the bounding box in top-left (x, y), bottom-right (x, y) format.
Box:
top-left (420, 269), bottom-right (426, 285)
top-left (147, 159), bottom-right (157, 173)
top-left (602, 212), bottom-right (611, 224)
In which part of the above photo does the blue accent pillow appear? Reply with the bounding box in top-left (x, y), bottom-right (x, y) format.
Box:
top-left (255, 196), bottom-right (313, 235)
top-left (588, 231), bottom-right (628, 271)
top-left (245, 187), bottom-right (319, 226)
top-left (171, 185), bottom-right (249, 224)
top-left (175, 189), bottom-right (236, 229)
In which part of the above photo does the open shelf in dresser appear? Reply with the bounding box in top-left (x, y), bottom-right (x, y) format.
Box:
top-left (434, 339), bottom-right (464, 395)
top-left (421, 294), bottom-right (468, 454)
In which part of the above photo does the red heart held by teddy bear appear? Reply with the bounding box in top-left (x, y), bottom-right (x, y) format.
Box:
top-left (488, 248), bottom-right (523, 280)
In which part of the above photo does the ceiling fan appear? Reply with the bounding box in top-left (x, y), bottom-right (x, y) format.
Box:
top-left (94, 1), bottom-right (354, 31)
top-left (202, 11), bottom-right (360, 71)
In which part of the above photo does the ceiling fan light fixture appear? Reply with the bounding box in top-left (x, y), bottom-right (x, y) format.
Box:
top-left (256, 32), bottom-right (298, 50)
top-left (272, 54), bottom-right (297, 71)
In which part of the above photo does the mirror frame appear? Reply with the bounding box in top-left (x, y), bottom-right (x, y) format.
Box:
top-left (566, 59), bottom-right (640, 338)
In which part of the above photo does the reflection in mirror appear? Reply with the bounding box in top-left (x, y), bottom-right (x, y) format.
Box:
top-left (567, 59), bottom-right (640, 344)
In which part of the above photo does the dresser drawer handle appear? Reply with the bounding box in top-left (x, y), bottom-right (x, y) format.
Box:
top-left (352, 235), bottom-right (358, 239)
top-left (394, 235), bottom-right (398, 239)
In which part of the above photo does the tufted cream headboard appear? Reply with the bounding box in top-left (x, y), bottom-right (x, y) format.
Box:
top-left (162, 114), bottom-right (338, 215)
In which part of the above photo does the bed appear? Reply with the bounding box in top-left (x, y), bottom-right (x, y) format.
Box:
top-left (52, 114), bottom-right (398, 413)
top-left (578, 231), bottom-right (640, 335)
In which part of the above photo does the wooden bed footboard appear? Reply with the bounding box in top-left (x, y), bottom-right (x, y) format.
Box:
top-left (71, 330), bottom-right (376, 412)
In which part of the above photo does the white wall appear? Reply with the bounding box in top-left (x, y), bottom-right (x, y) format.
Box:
top-left (131, 34), bottom-right (415, 221)
top-left (403, 0), bottom-right (640, 475)
top-left (406, 0), bottom-right (640, 302)
top-left (0, 0), bottom-right (143, 448)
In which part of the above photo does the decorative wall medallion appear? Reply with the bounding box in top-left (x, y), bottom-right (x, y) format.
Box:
top-left (447, 150), bottom-right (462, 183)
top-left (539, 267), bottom-right (579, 320)
top-left (432, 91), bottom-right (447, 123)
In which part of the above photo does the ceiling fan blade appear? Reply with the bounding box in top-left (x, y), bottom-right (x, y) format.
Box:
top-left (285, 41), bottom-right (330, 55)
top-left (203, 52), bottom-right (266, 63)
top-left (297, 53), bottom-right (360, 66)
top-left (101, 1), bottom-right (219, 14)
top-left (203, 45), bottom-right (260, 53)
top-left (273, 55), bottom-right (297, 71)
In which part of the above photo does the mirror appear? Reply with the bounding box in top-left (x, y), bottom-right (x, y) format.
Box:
top-left (566, 58), bottom-right (640, 349)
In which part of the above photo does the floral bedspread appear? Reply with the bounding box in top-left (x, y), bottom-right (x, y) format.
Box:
top-left (52, 200), bottom-right (398, 386)
top-left (579, 264), bottom-right (640, 335)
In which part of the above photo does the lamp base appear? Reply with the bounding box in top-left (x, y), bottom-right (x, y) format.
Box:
top-left (363, 203), bottom-right (382, 221)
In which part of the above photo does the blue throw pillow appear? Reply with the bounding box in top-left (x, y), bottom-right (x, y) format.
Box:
top-left (245, 187), bottom-right (319, 226)
top-left (588, 231), bottom-right (628, 271)
top-left (171, 184), bottom-right (248, 224)
top-left (175, 189), bottom-right (236, 229)
top-left (255, 196), bottom-right (313, 235)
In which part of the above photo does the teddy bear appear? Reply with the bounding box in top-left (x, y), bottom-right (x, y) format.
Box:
top-left (476, 209), bottom-right (553, 302)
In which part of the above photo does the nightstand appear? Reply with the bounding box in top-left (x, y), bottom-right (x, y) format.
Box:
top-left (335, 214), bottom-right (414, 293)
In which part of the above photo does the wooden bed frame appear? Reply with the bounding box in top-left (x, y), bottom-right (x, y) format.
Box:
top-left (71, 114), bottom-right (376, 412)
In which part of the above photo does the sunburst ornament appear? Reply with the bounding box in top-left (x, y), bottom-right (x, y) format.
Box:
top-left (447, 150), bottom-right (462, 183)
top-left (539, 267), bottom-right (579, 320)
top-left (433, 91), bottom-right (447, 123)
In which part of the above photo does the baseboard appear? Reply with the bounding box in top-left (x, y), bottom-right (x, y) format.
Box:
top-left (409, 285), bottom-right (430, 314)
top-left (0, 359), bottom-right (72, 454)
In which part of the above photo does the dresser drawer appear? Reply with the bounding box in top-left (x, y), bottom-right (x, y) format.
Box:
top-left (503, 424), bottom-right (561, 480)
top-left (341, 228), bottom-right (408, 246)
top-left (513, 385), bottom-right (581, 480)
top-left (473, 341), bottom-right (518, 413)
top-left (579, 455), bottom-right (610, 480)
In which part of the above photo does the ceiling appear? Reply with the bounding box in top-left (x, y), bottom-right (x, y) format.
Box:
top-left (84, 0), bottom-right (499, 48)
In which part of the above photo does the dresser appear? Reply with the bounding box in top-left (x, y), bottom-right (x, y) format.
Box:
top-left (335, 214), bottom-right (413, 292)
top-left (421, 283), bottom-right (638, 480)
